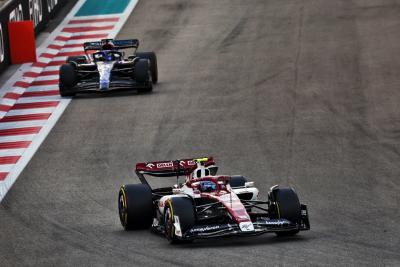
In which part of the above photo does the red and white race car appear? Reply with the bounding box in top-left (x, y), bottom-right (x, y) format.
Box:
top-left (118, 157), bottom-right (310, 243)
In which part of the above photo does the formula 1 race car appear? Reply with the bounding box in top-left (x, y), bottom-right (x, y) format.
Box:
top-left (118, 157), bottom-right (310, 243)
top-left (59, 39), bottom-right (157, 96)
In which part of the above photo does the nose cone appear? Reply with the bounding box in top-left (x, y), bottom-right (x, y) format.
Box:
top-left (97, 62), bottom-right (114, 90)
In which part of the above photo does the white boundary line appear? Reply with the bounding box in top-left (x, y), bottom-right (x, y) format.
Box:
top-left (0, 0), bottom-right (140, 201)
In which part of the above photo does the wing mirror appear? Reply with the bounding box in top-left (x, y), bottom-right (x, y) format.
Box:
top-left (245, 181), bottom-right (254, 188)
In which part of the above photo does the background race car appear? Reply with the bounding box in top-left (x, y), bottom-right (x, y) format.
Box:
top-left (118, 157), bottom-right (310, 243)
top-left (59, 39), bottom-right (158, 96)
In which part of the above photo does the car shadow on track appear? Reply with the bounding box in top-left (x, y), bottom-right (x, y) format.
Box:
top-left (178, 234), bottom-right (313, 249)
top-left (71, 90), bottom-right (158, 99)
top-left (70, 82), bottom-right (168, 99)
top-left (114, 229), bottom-right (313, 248)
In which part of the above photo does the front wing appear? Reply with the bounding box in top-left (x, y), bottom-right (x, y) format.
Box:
top-left (68, 79), bottom-right (149, 92)
top-left (155, 205), bottom-right (310, 240)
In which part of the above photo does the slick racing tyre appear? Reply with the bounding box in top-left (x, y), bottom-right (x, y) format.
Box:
top-left (229, 175), bottom-right (247, 188)
top-left (136, 52), bottom-right (158, 83)
top-left (134, 59), bottom-right (150, 83)
top-left (134, 59), bottom-right (152, 93)
top-left (164, 197), bottom-right (195, 243)
top-left (118, 184), bottom-right (153, 230)
top-left (59, 64), bottom-right (77, 97)
top-left (273, 187), bottom-right (301, 236)
top-left (66, 56), bottom-right (87, 65)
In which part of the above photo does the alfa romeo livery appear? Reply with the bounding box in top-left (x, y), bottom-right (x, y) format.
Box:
top-left (118, 157), bottom-right (310, 243)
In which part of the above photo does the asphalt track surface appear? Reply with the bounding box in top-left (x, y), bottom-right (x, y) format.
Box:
top-left (1, 0), bottom-right (400, 266)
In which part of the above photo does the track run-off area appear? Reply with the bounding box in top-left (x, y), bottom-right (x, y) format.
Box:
top-left (1, 0), bottom-right (400, 266)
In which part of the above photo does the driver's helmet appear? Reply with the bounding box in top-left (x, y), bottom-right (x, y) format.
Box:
top-left (100, 51), bottom-right (114, 61)
top-left (199, 181), bottom-right (217, 193)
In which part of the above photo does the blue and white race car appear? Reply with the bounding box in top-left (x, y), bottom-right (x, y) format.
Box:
top-left (59, 39), bottom-right (157, 96)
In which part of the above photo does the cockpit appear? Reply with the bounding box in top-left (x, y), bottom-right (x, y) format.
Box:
top-left (198, 180), bottom-right (217, 193)
top-left (92, 51), bottom-right (123, 62)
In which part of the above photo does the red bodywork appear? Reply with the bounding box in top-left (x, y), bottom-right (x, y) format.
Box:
top-left (136, 157), bottom-right (251, 225)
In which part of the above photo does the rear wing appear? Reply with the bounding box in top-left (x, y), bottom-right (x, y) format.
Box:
top-left (135, 157), bottom-right (215, 186)
top-left (83, 39), bottom-right (139, 51)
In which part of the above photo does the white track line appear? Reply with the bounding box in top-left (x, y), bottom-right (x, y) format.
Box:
top-left (26, 86), bottom-right (59, 93)
top-left (34, 75), bottom-right (60, 81)
top-left (0, 165), bottom-right (17, 172)
top-left (0, 135), bottom-right (36, 143)
top-left (66, 22), bottom-right (117, 28)
top-left (15, 96), bottom-right (61, 103)
top-left (71, 14), bottom-right (122, 20)
top-left (6, 108), bottom-right (56, 116)
top-left (0, 149), bottom-right (26, 157)
top-left (0, 121), bottom-right (47, 130)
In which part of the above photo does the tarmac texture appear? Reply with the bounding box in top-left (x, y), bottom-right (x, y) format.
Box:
top-left (1, 0), bottom-right (400, 266)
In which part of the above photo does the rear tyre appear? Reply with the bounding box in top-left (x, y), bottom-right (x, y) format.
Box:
top-left (164, 197), bottom-right (195, 243)
top-left (273, 187), bottom-right (301, 236)
top-left (229, 175), bottom-right (247, 188)
top-left (59, 64), bottom-right (77, 97)
top-left (66, 56), bottom-right (87, 64)
top-left (118, 184), bottom-right (153, 230)
top-left (136, 52), bottom-right (158, 83)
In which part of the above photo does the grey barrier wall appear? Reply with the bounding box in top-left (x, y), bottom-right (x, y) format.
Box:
top-left (0, 0), bottom-right (69, 74)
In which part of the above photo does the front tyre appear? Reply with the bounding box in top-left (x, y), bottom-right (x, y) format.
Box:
top-left (118, 184), bottom-right (153, 230)
top-left (134, 59), bottom-right (152, 93)
top-left (164, 197), bottom-right (195, 243)
top-left (136, 52), bottom-right (158, 83)
top-left (59, 64), bottom-right (77, 97)
top-left (272, 187), bottom-right (301, 236)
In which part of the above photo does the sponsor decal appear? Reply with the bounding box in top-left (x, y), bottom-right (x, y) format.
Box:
top-left (189, 225), bottom-right (221, 233)
top-left (47, 0), bottom-right (59, 13)
top-left (239, 221), bottom-right (254, 232)
top-left (156, 162), bottom-right (173, 168)
top-left (29, 0), bottom-right (43, 27)
top-left (9, 4), bottom-right (24, 22)
top-left (146, 163), bottom-right (155, 169)
top-left (179, 160), bottom-right (195, 166)
top-left (173, 215), bottom-right (182, 237)
top-left (0, 24), bottom-right (4, 63)
top-left (264, 219), bottom-right (289, 226)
